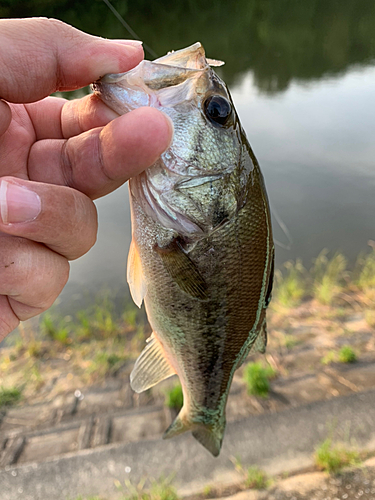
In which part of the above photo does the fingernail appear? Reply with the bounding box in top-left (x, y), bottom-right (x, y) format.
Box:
top-left (0, 180), bottom-right (41, 224)
top-left (113, 39), bottom-right (143, 47)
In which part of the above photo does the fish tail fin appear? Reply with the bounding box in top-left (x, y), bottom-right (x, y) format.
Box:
top-left (163, 407), bottom-right (226, 457)
top-left (191, 425), bottom-right (224, 457)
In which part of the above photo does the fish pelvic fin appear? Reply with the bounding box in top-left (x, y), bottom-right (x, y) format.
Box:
top-left (163, 408), bottom-right (226, 457)
top-left (130, 334), bottom-right (175, 393)
top-left (127, 239), bottom-right (146, 308)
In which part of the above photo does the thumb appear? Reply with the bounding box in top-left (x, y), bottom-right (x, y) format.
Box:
top-left (0, 18), bottom-right (144, 103)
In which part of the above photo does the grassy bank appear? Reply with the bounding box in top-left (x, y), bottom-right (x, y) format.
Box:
top-left (0, 245), bottom-right (374, 407)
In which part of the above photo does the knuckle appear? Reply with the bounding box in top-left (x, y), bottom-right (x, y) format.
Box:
top-left (0, 311), bottom-right (19, 342)
top-left (0, 235), bottom-right (70, 311)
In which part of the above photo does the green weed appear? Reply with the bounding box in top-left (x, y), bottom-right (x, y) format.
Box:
top-left (165, 384), bottom-right (183, 411)
top-left (117, 477), bottom-right (178, 500)
top-left (0, 386), bottom-right (22, 408)
top-left (75, 310), bottom-right (92, 340)
top-left (321, 351), bottom-right (336, 365)
top-left (40, 312), bottom-right (71, 345)
top-left (123, 304), bottom-right (139, 329)
top-left (356, 243), bottom-right (375, 289)
top-left (243, 362), bottom-right (276, 398)
top-left (202, 485), bottom-right (213, 497)
top-left (312, 250), bottom-right (347, 305)
top-left (245, 466), bottom-right (270, 489)
top-left (27, 340), bottom-right (43, 358)
top-left (87, 351), bottom-right (127, 380)
top-left (281, 334), bottom-right (300, 349)
top-left (314, 438), bottom-right (361, 474)
top-left (338, 345), bottom-right (356, 363)
top-left (274, 259), bottom-right (306, 307)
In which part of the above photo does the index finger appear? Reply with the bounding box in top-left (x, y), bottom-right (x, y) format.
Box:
top-left (0, 18), bottom-right (143, 103)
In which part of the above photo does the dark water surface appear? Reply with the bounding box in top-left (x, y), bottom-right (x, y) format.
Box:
top-left (2, 0), bottom-right (375, 306)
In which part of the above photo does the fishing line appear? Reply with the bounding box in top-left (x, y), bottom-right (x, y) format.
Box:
top-left (101, 0), bottom-right (158, 59)
top-left (270, 203), bottom-right (293, 250)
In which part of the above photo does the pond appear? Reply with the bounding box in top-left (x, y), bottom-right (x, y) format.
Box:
top-left (2, 0), bottom-right (375, 308)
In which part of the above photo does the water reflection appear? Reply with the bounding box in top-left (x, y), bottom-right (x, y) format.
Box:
top-left (3, 0), bottom-right (375, 91)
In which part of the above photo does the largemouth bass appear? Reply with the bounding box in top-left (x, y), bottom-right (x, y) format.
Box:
top-left (93, 43), bottom-right (274, 457)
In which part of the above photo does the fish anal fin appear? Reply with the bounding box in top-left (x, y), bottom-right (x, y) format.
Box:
top-left (127, 239), bottom-right (146, 308)
top-left (130, 334), bottom-right (175, 393)
top-left (163, 413), bottom-right (188, 440)
top-left (154, 238), bottom-right (208, 300)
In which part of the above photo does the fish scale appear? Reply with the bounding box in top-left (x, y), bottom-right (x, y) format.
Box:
top-left (93, 42), bottom-right (274, 456)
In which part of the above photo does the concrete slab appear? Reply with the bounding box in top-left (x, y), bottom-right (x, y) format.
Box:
top-left (1, 388), bottom-right (374, 500)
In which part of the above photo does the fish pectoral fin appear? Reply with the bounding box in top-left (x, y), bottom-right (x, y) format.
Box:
top-left (253, 320), bottom-right (267, 354)
top-left (130, 334), bottom-right (175, 393)
top-left (127, 239), bottom-right (147, 308)
top-left (154, 238), bottom-right (208, 300)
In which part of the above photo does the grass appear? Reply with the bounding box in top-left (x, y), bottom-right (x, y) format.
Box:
top-left (232, 457), bottom-right (270, 490)
top-left (165, 384), bottom-right (183, 411)
top-left (245, 466), bottom-right (270, 489)
top-left (314, 438), bottom-right (361, 474)
top-left (202, 485), bottom-right (213, 497)
top-left (321, 351), bottom-right (336, 365)
top-left (321, 345), bottom-right (357, 365)
top-left (271, 247), bottom-right (374, 312)
top-left (312, 250), bottom-right (347, 305)
top-left (85, 350), bottom-right (128, 382)
top-left (117, 477), bottom-right (179, 500)
top-left (2, 246), bottom-right (374, 408)
top-left (280, 333), bottom-right (300, 350)
top-left (40, 311), bottom-right (71, 345)
top-left (356, 243), bottom-right (375, 289)
top-left (338, 345), bottom-right (357, 363)
top-left (273, 259), bottom-right (306, 307)
top-left (0, 386), bottom-right (22, 408)
top-left (243, 362), bottom-right (276, 398)
top-left (71, 477), bottom-right (179, 500)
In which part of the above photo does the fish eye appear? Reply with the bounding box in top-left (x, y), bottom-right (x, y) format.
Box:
top-left (203, 95), bottom-right (233, 127)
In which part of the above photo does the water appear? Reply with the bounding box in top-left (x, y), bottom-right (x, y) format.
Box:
top-left (2, 0), bottom-right (375, 306)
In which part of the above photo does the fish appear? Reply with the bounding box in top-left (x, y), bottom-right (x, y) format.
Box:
top-left (92, 42), bottom-right (274, 457)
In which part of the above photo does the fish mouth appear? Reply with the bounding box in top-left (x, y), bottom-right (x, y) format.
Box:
top-left (94, 42), bottom-right (224, 94)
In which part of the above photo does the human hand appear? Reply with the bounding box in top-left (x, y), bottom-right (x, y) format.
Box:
top-left (0, 18), bottom-right (173, 341)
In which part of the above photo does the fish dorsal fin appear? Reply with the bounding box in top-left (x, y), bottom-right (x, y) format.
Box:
top-left (130, 334), bottom-right (175, 393)
top-left (154, 239), bottom-right (208, 300)
top-left (127, 239), bottom-right (147, 308)
top-left (253, 321), bottom-right (267, 353)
